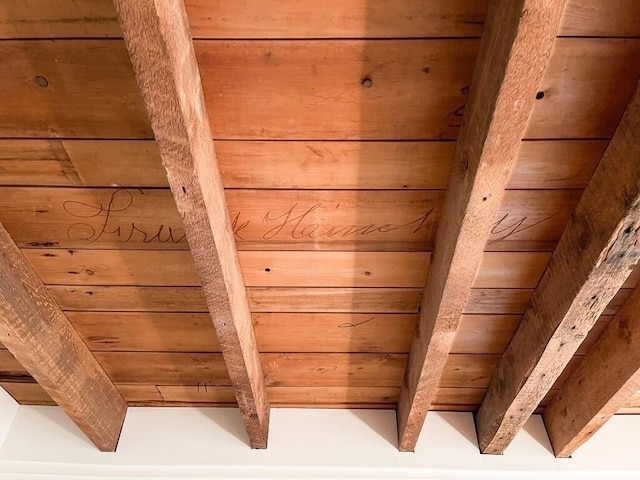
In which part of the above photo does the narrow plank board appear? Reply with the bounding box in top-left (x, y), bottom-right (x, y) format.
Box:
top-left (61, 140), bottom-right (163, 187)
top-left (114, 0), bottom-right (269, 448)
top-left (0, 40), bottom-right (150, 138)
top-left (248, 288), bottom-right (423, 314)
top-left (50, 285), bottom-right (208, 312)
top-left (0, 222), bottom-right (126, 451)
top-left (3, 1), bottom-right (640, 39)
top-left (476, 81), bottom-right (640, 454)
top-left (0, 0), bottom-right (122, 38)
top-left (0, 140), bottom-right (82, 185)
top-left (67, 312), bottom-right (417, 354)
top-left (544, 285), bottom-right (640, 457)
top-left (0, 382), bottom-right (592, 412)
top-left (33, 250), bottom-right (635, 289)
top-left (24, 249), bottom-right (200, 286)
top-left (0, 349), bottom-right (585, 391)
top-left (218, 140), bottom-right (603, 191)
top-left (253, 313), bottom-right (415, 354)
top-left (47, 285), bottom-right (632, 316)
top-left (5, 382), bottom-right (518, 410)
top-left (527, 39), bottom-right (640, 139)
top-left (3, 40), bottom-right (638, 140)
top-left (0, 140), bottom-right (163, 187)
top-left (465, 288), bottom-right (631, 316)
top-left (453, 315), bottom-right (611, 356)
top-left (196, 38), bottom-right (640, 140)
top-left (0, 139), bottom-right (604, 190)
top-left (0, 187), bottom-right (580, 251)
top-left (187, 0), bottom-right (486, 39)
top-left (205, 39), bottom-right (439, 139)
top-left (67, 312), bottom-right (221, 352)
top-left (37, 312), bottom-right (610, 355)
top-left (398, 0), bottom-right (568, 451)
top-left (187, 0), bottom-right (640, 38)
top-left (239, 251), bottom-right (430, 288)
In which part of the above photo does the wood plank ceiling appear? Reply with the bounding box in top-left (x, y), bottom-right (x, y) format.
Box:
top-left (0, 0), bottom-right (640, 455)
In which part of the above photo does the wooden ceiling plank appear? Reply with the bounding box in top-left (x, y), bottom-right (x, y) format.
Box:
top-left (0, 222), bottom-right (126, 451)
top-left (476, 80), bottom-right (640, 454)
top-left (396, 0), bottom-right (567, 452)
top-left (543, 284), bottom-right (640, 457)
top-left (0, 139), bottom-right (605, 190)
top-left (112, 0), bottom-right (269, 448)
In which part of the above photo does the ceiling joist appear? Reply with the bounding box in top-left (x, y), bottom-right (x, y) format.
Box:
top-left (0, 222), bottom-right (126, 451)
top-left (542, 85), bottom-right (640, 458)
top-left (544, 285), bottom-right (640, 457)
top-left (476, 80), bottom-right (640, 455)
top-left (396, 0), bottom-right (568, 452)
top-left (113, 0), bottom-right (270, 448)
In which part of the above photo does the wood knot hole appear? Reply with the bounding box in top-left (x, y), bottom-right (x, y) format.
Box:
top-left (34, 76), bottom-right (49, 88)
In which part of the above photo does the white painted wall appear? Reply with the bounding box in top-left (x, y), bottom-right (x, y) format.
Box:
top-left (0, 388), bottom-right (18, 449)
top-left (0, 401), bottom-right (638, 479)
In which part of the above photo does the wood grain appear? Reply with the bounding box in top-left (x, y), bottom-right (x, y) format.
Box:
top-left (25, 249), bottom-right (429, 287)
top-left (0, 350), bottom-right (584, 408)
top-left (476, 81), bottom-right (640, 454)
top-left (0, 139), bottom-right (604, 190)
top-left (2, 1), bottom-right (640, 39)
top-left (32, 250), bottom-right (636, 289)
top-left (0, 222), bottom-right (126, 451)
top-left (187, 0), bottom-right (640, 39)
top-left (114, 0), bottom-right (269, 448)
top-left (2, 39), bottom-right (638, 140)
top-left (0, 311), bottom-right (611, 357)
top-left (46, 285), bottom-right (632, 317)
top-left (196, 38), bottom-right (640, 140)
top-left (0, 382), bottom-right (510, 410)
top-left (0, 187), bottom-right (580, 252)
top-left (0, 40), bottom-right (150, 138)
top-left (0, 0), bottom-right (121, 38)
top-left (398, 0), bottom-right (567, 452)
top-left (543, 285), bottom-right (640, 457)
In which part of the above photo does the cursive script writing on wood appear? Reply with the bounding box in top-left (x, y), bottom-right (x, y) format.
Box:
top-left (489, 213), bottom-right (556, 244)
top-left (230, 203), bottom-right (437, 241)
top-left (58, 189), bottom-right (556, 247)
top-left (63, 189), bottom-right (186, 245)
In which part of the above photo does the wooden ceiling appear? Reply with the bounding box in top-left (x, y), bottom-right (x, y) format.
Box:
top-left (0, 0), bottom-right (640, 457)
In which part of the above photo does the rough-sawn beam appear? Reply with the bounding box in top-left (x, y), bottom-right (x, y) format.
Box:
top-left (476, 80), bottom-right (640, 454)
top-left (544, 284), bottom-right (640, 457)
top-left (113, 0), bottom-right (270, 448)
top-left (397, 0), bottom-right (568, 451)
top-left (0, 222), bottom-right (127, 451)
top-left (542, 84), bottom-right (640, 458)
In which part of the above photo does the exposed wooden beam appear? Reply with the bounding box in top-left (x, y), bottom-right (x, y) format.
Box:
top-left (396, 0), bottom-right (568, 451)
top-left (476, 80), bottom-right (640, 454)
top-left (544, 273), bottom-right (640, 457)
top-left (0, 222), bottom-right (126, 451)
top-left (112, 0), bottom-right (269, 448)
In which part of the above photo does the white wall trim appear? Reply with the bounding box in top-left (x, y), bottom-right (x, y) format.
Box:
top-left (0, 387), bottom-right (18, 450)
top-left (0, 406), bottom-right (638, 479)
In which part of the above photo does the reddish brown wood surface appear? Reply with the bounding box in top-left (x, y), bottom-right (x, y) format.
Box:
top-left (0, 222), bottom-right (126, 451)
top-left (477, 81), bottom-right (640, 454)
top-left (113, 0), bottom-right (269, 448)
top-left (544, 283), bottom-right (640, 457)
top-left (397, 0), bottom-right (568, 452)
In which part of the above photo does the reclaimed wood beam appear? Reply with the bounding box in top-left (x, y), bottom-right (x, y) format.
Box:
top-left (113, 0), bottom-right (270, 448)
top-left (477, 80), bottom-right (640, 454)
top-left (0, 222), bottom-right (126, 451)
top-left (544, 265), bottom-right (640, 455)
top-left (396, 0), bottom-right (568, 452)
